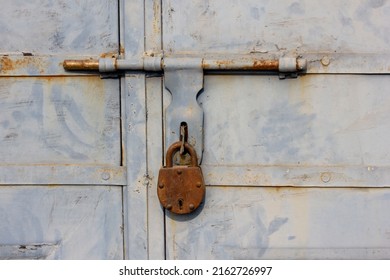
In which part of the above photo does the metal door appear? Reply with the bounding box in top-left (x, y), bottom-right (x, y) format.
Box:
top-left (0, 1), bottom-right (124, 259)
top-left (2, 0), bottom-right (390, 260)
top-left (153, 0), bottom-right (390, 259)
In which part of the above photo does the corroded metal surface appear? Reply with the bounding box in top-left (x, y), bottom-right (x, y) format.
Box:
top-left (158, 142), bottom-right (205, 214)
top-left (166, 187), bottom-right (390, 259)
top-left (0, 0), bottom-right (123, 260)
top-left (63, 59), bottom-right (99, 71)
top-left (161, 0), bottom-right (390, 260)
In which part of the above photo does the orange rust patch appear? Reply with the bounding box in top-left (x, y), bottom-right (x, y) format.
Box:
top-left (153, 1), bottom-right (161, 34)
top-left (0, 56), bottom-right (14, 72)
top-left (100, 51), bottom-right (118, 58)
top-left (119, 45), bottom-right (125, 56)
top-left (251, 60), bottom-right (279, 70)
top-left (0, 56), bottom-right (46, 74)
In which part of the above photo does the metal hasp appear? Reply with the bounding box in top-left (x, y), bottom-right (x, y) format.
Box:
top-left (163, 57), bottom-right (204, 162)
top-left (63, 55), bottom-right (307, 162)
top-left (157, 141), bottom-right (205, 214)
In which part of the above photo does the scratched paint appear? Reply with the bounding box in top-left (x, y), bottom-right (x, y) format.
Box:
top-left (163, 0), bottom-right (390, 54)
top-left (0, 185), bottom-right (123, 259)
top-left (196, 74), bottom-right (390, 186)
top-left (0, 1), bottom-right (118, 55)
top-left (160, 0), bottom-right (390, 260)
top-left (166, 187), bottom-right (390, 259)
top-left (0, 77), bottom-right (120, 165)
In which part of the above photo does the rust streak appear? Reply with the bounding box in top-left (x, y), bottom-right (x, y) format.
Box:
top-left (0, 56), bottom-right (15, 72)
top-left (249, 60), bottom-right (279, 71)
top-left (0, 56), bottom-right (48, 74)
top-left (100, 51), bottom-right (118, 58)
top-left (203, 59), bottom-right (279, 71)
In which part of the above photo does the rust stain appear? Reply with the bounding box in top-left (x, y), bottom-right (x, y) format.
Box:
top-left (214, 59), bottom-right (234, 69)
top-left (250, 60), bottom-right (279, 70)
top-left (153, 1), bottom-right (161, 34)
top-left (119, 45), bottom-right (125, 56)
top-left (63, 59), bottom-right (99, 71)
top-left (100, 51), bottom-right (118, 59)
top-left (203, 59), bottom-right (280, 71)
top-left (0, 56), bottom-right (15, 72)
top-left (0, 56), bottom-right (46, 74)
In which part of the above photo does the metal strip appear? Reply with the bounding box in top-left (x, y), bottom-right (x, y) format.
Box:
top-left (0, 165), bottom-right (126, 186)
top-left (203, 165), bottom-right (390, 187)
top-left (0, 55), bottom-right (103, 76)
top-left (163, 57), bottom-right (204, 163)
top-left (2, 53), bottom-right (390, 76)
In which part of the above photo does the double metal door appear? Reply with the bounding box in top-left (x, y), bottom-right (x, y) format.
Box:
top-left (1, 0), bottom-right (390, 259)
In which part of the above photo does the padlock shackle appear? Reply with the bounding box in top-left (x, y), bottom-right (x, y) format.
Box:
top-left (166, 141), bottom-right (198, 167)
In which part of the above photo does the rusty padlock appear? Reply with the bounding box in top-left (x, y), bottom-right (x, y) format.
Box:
top-left (157, 141), bottom-right (205, 214)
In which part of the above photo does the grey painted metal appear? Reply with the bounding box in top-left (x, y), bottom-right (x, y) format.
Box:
top-left (195, 74), bottom-right (390, 188)
top-left (123, 74), bottom-right (149, 259)
top-left (0, 0), bottom-right (123, 260)
top-left (121, 0), bottom-right (148, 260)
top-left (4, 53), bottom-right (390, 76)
top-left (162, 0), bottom-right (390, 55)
top-left (162, 0), bottom-right (390, 260)
top-left (2, 0), bottom-right (390, 261)
top-left (166, 187), bottom-right (390, 259)
top-left (0, 77), bottom-right (120, 165)
top-left (0, 1), bottom-right (118, 56)
top-left (0, 185), bottom-right (123, 259)
top-left (164, 58), bottom-right (205, 162)
top-left (144, 0), bottom-right (165, 260)
top-left (0, 165), bottom-right (126, 186)
top-left (202, 165), bottom-right (390, 188)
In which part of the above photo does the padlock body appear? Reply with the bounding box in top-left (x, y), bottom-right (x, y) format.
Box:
top-left (157, 166), bottom-right (205, 214)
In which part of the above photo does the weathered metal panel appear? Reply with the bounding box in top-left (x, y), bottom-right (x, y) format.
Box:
top-left (146, 76), bottom-right (166, 259)
top-left (0, 0), bottom-right (123, 260)
top-left (194, 75), bottom-right (390, 187)
top-left (0, 0), bottom-right (118, 55)
top-left (162, 0), bottom-right (390, 73)
top-left (0, 77), bottom-right (120, 165)
top-left (0, 165), bottom-right (126, 186)
top-left (161, 0), bottom-right (390, 260)
top-left (123, 74), bottom-right (148, 259)
top-left (166, 187), bottom-right (390, 259)
top-left (163, 0), bottom-right (390, 54)
top-left (0, 186), bottom-right (123, 259)
top-left (145, 0), bottom-right (165, 260)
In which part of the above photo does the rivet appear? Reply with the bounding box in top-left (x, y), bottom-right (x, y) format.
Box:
top-left (196, 182), bottom-right (202, 188)
top-left (166, 204), bottom-right (172, 210)
top-left (189, 204), bottom-right (195, 210)
top-left (177, 170), bottom-right (182, 175)
top-left (321, 56), bottom-right (330, 66)
top-left (101, 172), bottom-right (110, 181)
top-left (158, 183), bottom-right (164, 189)
top-left (321, 172), bottom-right (331, 183)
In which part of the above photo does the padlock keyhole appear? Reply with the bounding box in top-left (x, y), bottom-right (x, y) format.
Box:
top-left (178, 198), bottom-right (184, 210)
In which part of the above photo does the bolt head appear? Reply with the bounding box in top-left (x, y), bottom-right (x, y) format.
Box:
top-left (321, 56), bottom-right (331, 66)
top-left (196, 182), bottom-right (202, 188)
top-left (177, 169), bottom-right (182, 175)
top-left (321, 172), bottom-right (331, 183)
top-left (166, 204), bottom-right (172, 210)
top-left (158, 183), bottom-right (164, 189)
top-left (189, 204), bottom-right (195, 210)
top-left (101, 172), bottom-right (110, 181)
